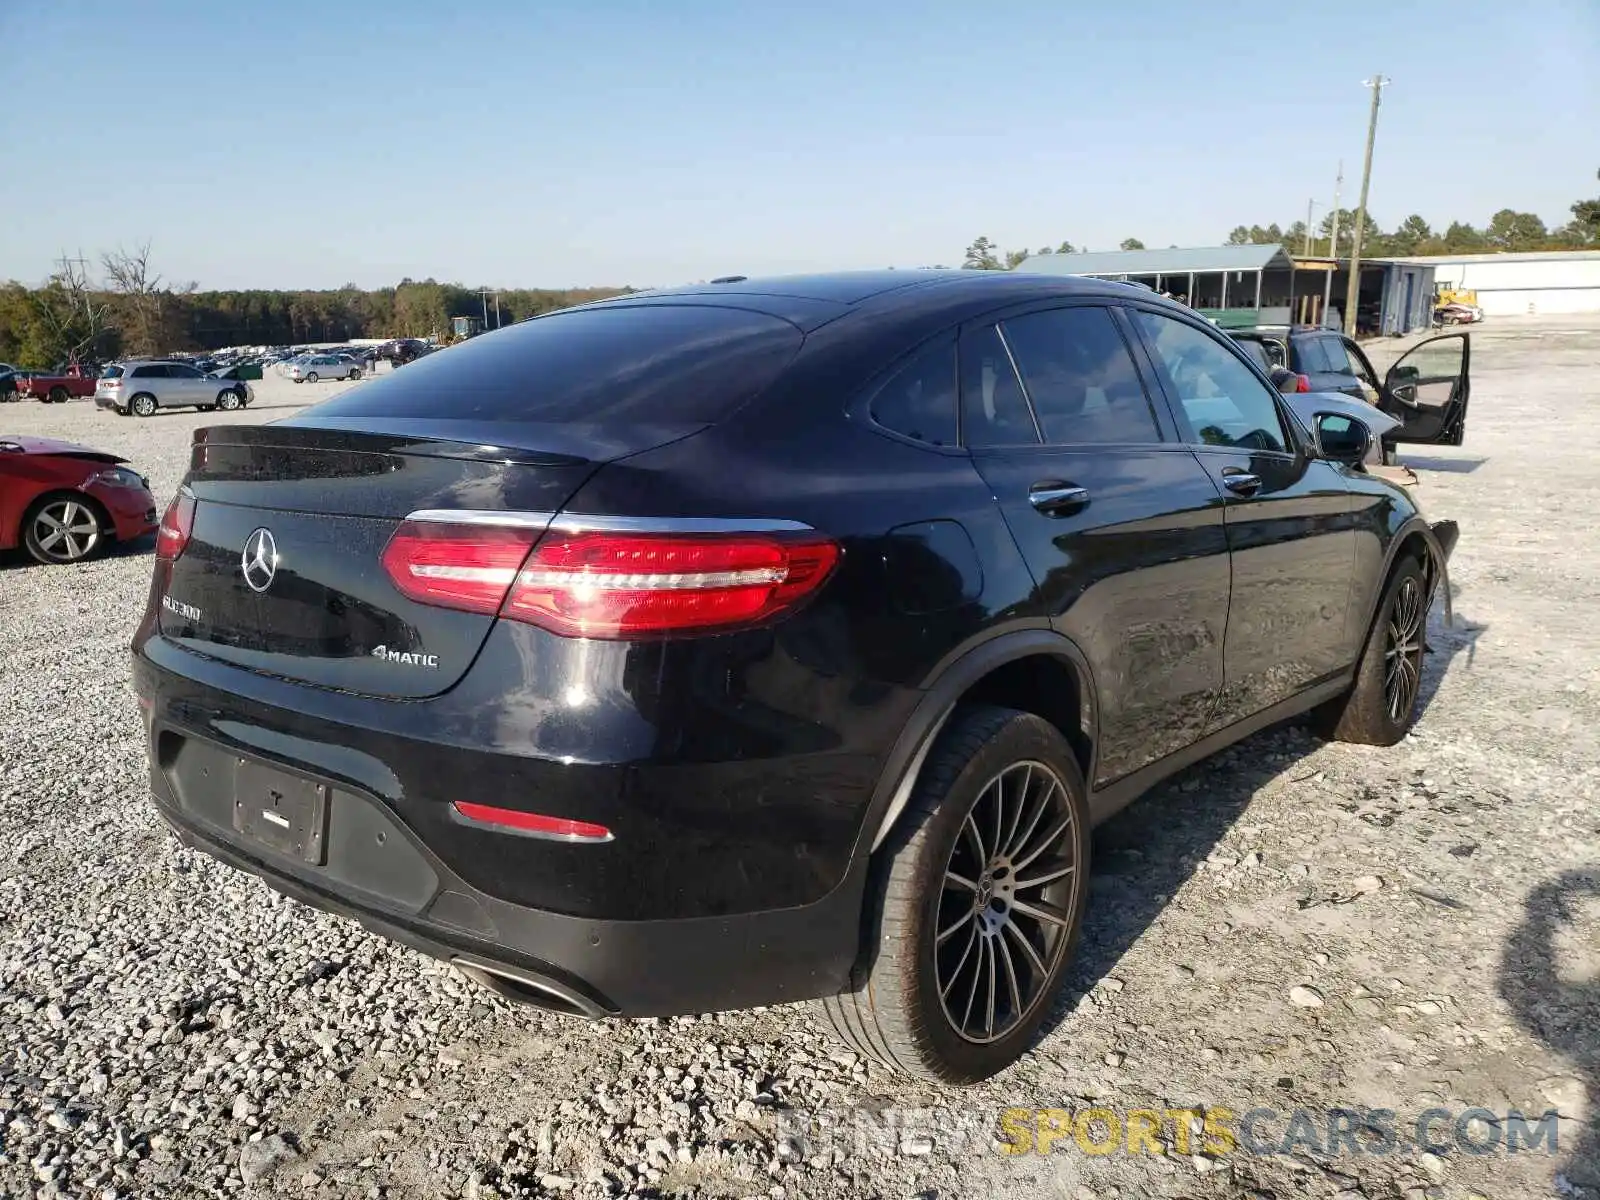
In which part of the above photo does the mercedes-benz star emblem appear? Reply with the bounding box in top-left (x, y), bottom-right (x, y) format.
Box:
top-left (241, 527), bottom-right (279, 592)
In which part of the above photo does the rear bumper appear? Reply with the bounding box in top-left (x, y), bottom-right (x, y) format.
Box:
top-left (130, 622), bottom-right (896, 1014)
top-left (147, 758), bottom-right (863, 1015)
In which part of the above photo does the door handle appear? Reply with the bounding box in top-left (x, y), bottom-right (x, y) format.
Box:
top-left (1028, 482), bottom-right (1090, 515)
top-left (1220, 468), bottom-right (1262, 496)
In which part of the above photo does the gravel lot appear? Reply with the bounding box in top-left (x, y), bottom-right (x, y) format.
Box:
top-left (2, 321), bottom-right (1597, 1200)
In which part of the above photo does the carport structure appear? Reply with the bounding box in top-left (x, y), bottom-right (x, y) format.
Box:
top-left (1016, 244), bottom-right (1297, 328)
top-left (1015, 244), bottom-right (1432, 335)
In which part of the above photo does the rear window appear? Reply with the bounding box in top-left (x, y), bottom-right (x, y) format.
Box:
top-left (101, 366), bottom-right (124, 379)
top-left (307, 304), bottom-right (804, 424)
top-left (1319, 336), bottom-right (1353, 373)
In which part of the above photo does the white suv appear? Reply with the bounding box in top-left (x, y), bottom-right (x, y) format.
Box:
top-left (95, 362), bottom-right (252, 417)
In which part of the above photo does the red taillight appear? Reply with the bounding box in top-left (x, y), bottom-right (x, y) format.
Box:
top-left (451, 801), bottom-right (612, 843)
top-left (501, 531), bottom-right (840, 639)
top-left (1295, 374), bottom-right (1311, 393)
top-left (380, 521), bottom-right (840, 639)
top-left (156, 491), bottom-right (195, 562)
top-left (379, 521), bottom-right (541, 614)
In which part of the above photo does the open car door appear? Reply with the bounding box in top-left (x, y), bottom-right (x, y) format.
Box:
top-left (1375, 332), bottom-right (1470, 447)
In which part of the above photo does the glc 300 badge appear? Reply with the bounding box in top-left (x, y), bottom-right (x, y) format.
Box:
top-left (162, 594), bottom-right (201, 622)
top-left (371, 645), bottom-right (440, 669)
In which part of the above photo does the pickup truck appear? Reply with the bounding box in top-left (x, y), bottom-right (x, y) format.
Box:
top-left (17, 364), bottom-right (99, 404)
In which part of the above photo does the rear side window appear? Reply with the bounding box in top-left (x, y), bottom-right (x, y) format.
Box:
top-left (999, 307), bottom-right (1161, 445)
top-left (307, 304), bottom-right (803, 424)
top-left (131, 365), bottom-right (166, 378)
top-left (868, 342), bottom-right (957, 447)
top-left (960, 326), bottom-right (1039, 448)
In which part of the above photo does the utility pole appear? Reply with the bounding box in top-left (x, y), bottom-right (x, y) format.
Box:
top-left (1328, 161), bottom-right (1343, 257)
top-left (1302, 199), bottom-right (1320, 256)
top-left (1322, 161), bottom-right (1344, 326)
top-left (1343, 79), bottom-right (1387, 336)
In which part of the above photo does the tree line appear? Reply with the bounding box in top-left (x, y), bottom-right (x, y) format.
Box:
top-left (961, 183), bottom-right (1600, 270)
top-left (0, 242), bottom-right (631, 369)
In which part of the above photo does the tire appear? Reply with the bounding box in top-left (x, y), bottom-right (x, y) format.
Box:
top-left (1313, 556), bottom-right (1428, 746)
top-left (48, 387), bottom-right (68, 404)
top-left (306, 372), bottom-right (319, 383)
top-left (819, 706), bottom-right (1091, 1083)
top-left (21, 492), bottom-right (107, 565)
top-left (216, 389), bottom-right (242, 411)
top-left (130, 393), bottom-right (157, 418)
top-left (348, 368), bottom-right (361, 381)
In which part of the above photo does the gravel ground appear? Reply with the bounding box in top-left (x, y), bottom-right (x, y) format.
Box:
top-left (1, 322), bottom-right (1597, 1200)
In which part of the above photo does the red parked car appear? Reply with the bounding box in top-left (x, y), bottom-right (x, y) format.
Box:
top-left (0, 435), bottom-right (159, 564)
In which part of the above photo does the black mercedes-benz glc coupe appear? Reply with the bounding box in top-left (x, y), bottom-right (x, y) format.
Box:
top-left (134, 271), bottom-right (1459, 1082)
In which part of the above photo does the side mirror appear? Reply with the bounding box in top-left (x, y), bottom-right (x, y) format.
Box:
top-left (1314, 413), bottom-right (1372, 466)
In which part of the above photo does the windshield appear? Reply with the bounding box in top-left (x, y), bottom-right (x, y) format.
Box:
top-left (100, 365), bottom-right (125, 379)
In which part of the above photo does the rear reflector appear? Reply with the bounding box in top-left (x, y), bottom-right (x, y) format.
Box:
top-left (380, 520), bottom-right (541, 615)
top-left (156, 491), bottom-right (195, 562)
top-left (1295, 374), bottom-right (1311, 393)
top-left (450, 801), bottom-right (613, 843)
top-left (501, 531), bottom-right (840, 638)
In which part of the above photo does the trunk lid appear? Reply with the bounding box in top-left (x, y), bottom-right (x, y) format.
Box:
top-left (158, 419), bottom-right (699, 698)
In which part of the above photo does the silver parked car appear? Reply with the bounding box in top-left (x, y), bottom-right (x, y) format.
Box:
top-left (95, 361), bottom-right (253, 417)
top-left (287, 354), bottom-right (363, 383)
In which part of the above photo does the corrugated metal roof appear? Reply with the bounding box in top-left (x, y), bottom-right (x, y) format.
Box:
top-left (1016, 244), bottom-right (1293, 277)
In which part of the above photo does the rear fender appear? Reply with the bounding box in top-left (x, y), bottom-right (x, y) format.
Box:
top-left (857, 628), bottom-right (1099, 856)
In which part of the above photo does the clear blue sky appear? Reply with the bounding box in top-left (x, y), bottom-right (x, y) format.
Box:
top-left (1, 0), bottom-right (1595, 291)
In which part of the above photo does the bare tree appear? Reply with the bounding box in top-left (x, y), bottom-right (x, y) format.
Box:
top-left (29, 252), bottom-right (115, 365)
top-left (102, 240), bottom-right (194, 355)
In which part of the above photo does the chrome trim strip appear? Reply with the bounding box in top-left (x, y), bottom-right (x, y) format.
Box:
top-left (402, 509), bottom-right (815, 535)
top-left (549, 514), bottom-right (814, 534)
top-left (404, 509), bottom-right (556, 529)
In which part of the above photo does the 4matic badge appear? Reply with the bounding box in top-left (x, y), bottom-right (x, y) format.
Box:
top-left (371, 644), bottom-right (440, 669)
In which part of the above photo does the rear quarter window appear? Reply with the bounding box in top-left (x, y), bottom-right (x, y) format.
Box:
top-left (867, 342), bottom-right (958, 447)
top-left (307, 304), bottom-right (804, 424)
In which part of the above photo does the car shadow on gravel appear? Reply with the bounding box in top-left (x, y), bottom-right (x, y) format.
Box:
top-left (1035, 607), bottom-right (1483, 1047)
top-left (0, 532), bottom-right (155, 572)
top-left (1398, 455), bottom-right (1490, 474)
top-left (1499, 868), bottom-right (1600, 1192)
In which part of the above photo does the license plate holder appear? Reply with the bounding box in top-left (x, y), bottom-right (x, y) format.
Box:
top-left (233, 759), bottom-right (328, 865)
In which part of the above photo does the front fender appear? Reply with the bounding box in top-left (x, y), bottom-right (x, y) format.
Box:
top-left (1364, 514), bottom-right (1457, 638)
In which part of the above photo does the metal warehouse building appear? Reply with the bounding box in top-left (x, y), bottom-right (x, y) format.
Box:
top-left (1386, 250), bottom-right (1600, 316)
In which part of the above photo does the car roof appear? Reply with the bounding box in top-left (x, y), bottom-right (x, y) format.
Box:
top-left (568, 270), bottom-right (1148, 333)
